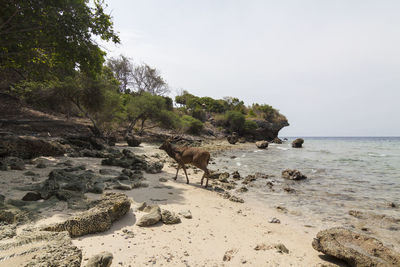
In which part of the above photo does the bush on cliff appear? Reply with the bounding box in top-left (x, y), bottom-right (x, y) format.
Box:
top-left (181, 115), bottom-right (204, 135)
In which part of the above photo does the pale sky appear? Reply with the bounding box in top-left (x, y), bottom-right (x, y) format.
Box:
top-left (100, 0), bottom-right (400, 136)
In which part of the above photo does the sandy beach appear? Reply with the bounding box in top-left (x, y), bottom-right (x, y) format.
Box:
top-left (0, 142), bottom-right (346, 267)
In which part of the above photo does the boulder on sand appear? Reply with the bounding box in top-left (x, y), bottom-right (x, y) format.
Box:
top-left (161, 209), bottom-right (181, 224)
top-left (136, 205), bottom-right (162, 227)
top-left (312, 227), bottom-right (400, 267)
top-left (125, 135), bottom-right (141, 147)
top-left (42, 193), bottom-right (131, 237)
top-left (282, 169), bottom-right (307, 180)
top-left (227, 132), bottom-right (239, 144)
top-left (256, 141), bottom-right (269, 149)
top-left (86, 251), bottom-right (113, 267)
top-left (292, 138), bottom-right (304, 148)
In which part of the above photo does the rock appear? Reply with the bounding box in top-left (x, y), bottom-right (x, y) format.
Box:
top-left (223, 249), bottom-right (235, 261)
top-left (253, 119), bottom-right (289, 142)
top-left (274, 243), bottom-right (289, 254)
top-left (292, 138), bottom-right (304, 148)
top-left (242, 175), bottom-right (257, 184)
top-left (101, 150), bottom-right (148, 170)
top-left (113, 181), bottom-right (132, 190)
top-left (269, 217), bottom-right (281, 223)
top-left (99, 168), bottom-right (120, 176)
top-left (238, 137), bottom-right (246, 143)
top-left (161, 209), bottom-right (181, 224)
top-left (0, 194), bottom-right (5, 203)
top-left (231, 171), bottom-right (241, 179)
top-left (0, 135), bottom-right (66, 159)
top-left (159, 177), bottom-right (168, 182)
top-left (86, 251), bottom-right (113, 267)
top-left (134, 202), bottom-right (147, 211)
top-left (36, 162), bottom-right (47, 168)
top-left (66, 135), bottom-right (106, 150)
top-left (227, 133), bottom-right (239, 145)
top-left (179, 210), bottom-right (192, 219)
top-left (137, 205), bottom-right (162, 227)
top-left (24, 171), bottom-right (37, 176)
top-left (256, 141), bottom-right (269, 149)
top-left (282, 169), bottom-right (307, 180)
top-left (0, 230), bottom-right (82, 266)
top-left (283, 187), bottom-right (296, 193)
top-left (22, 191), bottom-right (42, 201)
top-left (146, 161), bottom-right (164, 174)
top-left (312, 227), bottom-right (400, 266)
top-left (0, 223), bottom-right (17, 240)
top-left (0, 160), bottom-right (9, 171)
top-left (389, 202), bottom-right (397, 208)
top-left (2, 157), bottom-right (25, 170)
top-left (229, 195), bottom-right (244, 203)
top-left (273, 137), bottom-right (283, 144)
top-left (125, 135), bottom-right (141, 147)
top-left (236, 186), bottom-right (248, 193)
top-left (43, 193), bottom-right (130, 237)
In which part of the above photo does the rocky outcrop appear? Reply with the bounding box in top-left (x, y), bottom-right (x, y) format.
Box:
top-left (0, 156), bottom-right (25, 170)
top-left (292, 138), bottom-right (304, 148)
top-left (253, 119), bottom-right (289, 141)
top-left (282, 169), bottom-right (307, 180)
top-left (86, 251), bottom-right (113, 267)
top-left (0, 135), bottom-right (67, 159)
top-left (43, 193), bottom-right (130, 237)
top-left (125, 135), bottom-right (141, 147)
top-left (273, 137), bottom-right (283, 144)
top-left (227, 133), bottom-right (239, 144)
top-left (255, 141), bottom-right (268, 149)
top-left (161, 209), bottom-right (181, 224)
top-left (312, 227), bottom-right (400, 267)
top-left (0, 229), bottom-right (82, 266)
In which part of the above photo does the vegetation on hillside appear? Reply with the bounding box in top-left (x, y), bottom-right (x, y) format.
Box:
top-left (0, 1), bottom-right (287, 138)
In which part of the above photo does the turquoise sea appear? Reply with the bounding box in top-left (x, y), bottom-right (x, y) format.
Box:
top-left (212, 137), bottom-right (400, 246)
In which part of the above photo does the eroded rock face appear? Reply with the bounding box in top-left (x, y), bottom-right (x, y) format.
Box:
top-left (227, 134), bottom-right (239, 145)
top-left (161, 209), bottom-right (181, 224)
top-left (0, 135), bottom-right (66, 159)
top-left (43, 193), bottom-right (130, 237)
top-left (312, 227), bottom-right (400, 267)
top-left (86, 251), bottom-right (113, 267)
top-left (282, 169), bottom-right (307, 180)
top-left (256, 141), bottom-right (269, 149)
top-left (292, 138), bottom-right (304, 148)
top-left (273, 137), bottom-right (283, 144)
top-left (0, 229), bottom-right (82, 266)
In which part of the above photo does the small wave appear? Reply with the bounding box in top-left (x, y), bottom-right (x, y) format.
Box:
top-left (335, 158), bottom-right (364, 162)
top-left (236, 162), bottom-right (241, 166)
top-left (368, 153), bottom-right (387, 157)
top-left (276, 147), bottom-right (289, 151)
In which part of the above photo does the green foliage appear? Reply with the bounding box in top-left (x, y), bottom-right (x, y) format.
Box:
top-left (1, 0), bottom-right (119, 85)
top-left (225, 111), bottom-right (245, 133)
top-left (181, 115), bottom-right (204, 135)
top-left (191, 107), bottom-right (207, 122)
top-left (157, 110), bottom-right (181, 129)
top-left (243, 120), bottom-right (258, 133)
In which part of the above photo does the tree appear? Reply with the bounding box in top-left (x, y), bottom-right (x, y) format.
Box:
top-left (0, 0), bottom-right (120, 89)
top-left (132, 64), bottom-right (169, 95)
top-left (107, 55), bottom-right (133, 93)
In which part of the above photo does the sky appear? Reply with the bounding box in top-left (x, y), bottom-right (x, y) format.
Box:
top-left (99, 0), bottom-right (400, 136)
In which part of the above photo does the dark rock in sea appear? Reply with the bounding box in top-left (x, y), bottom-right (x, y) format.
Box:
top-left (36, 162), bottom-right (47, 168)
top-left (161, 209), bottom-right (181, 224)
top-left (0, 230), bottom-right (82, 266)
top-left (227, 132), bottom-right (239, 144)
top-left (22, 191), bottom-right (42, 201)
top-left (0, 135), bottom-right (66, 159)
top-left (273, 137), bottom-right (283, 144)
top-left (86, 251), bottom-right (113, 267)
top-left (137, 205), bottom-right (162, 227)
top-left (256, 141), bottom-right (269, 149)
top-left (282, 169), bottom-right (307, 180)
top-left (159, 177), bottom-right (168, 182)
top-left (43, 193), bottom-right (130, 237)
top-left (125, 135), bottom-right (141, 147)
top-left (292, 138), bottom-right (304, 148)
top-left (312, 227), bottom-right (400, 266)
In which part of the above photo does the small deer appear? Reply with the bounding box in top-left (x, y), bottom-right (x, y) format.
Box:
top-left (159, 139), bottom-right (211, 187)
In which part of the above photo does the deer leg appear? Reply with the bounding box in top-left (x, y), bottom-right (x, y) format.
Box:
top-left (174, 165), bottom-right (180, 180)
top-left (201, 172), bottom-right (205, 186)
top-left (204, 169), bottom-right (210, 187)
top-left (182, 165), bottom-right (189, 184)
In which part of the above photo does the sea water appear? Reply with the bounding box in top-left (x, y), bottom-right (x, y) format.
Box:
top-left (212, 137), bottom-right (400, 246)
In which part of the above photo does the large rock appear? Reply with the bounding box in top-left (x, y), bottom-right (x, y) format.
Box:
top-left (43, 193), bottom-right (131, 237)
top-left (273, 137), bottom-right (283, 144)
top-left (255, 141), bottom-right (269, 149)
top-left (86, 251), bottom-right (113, 267)
top-left (0, 135), bottom-right (66, 159)
top-left (102, 149), bottom-right (163, 173)
top-left (0, 229), bottom-right (82, 266)
top-left (125, 135), bottom-right (141, 147)
top-left (253, 119), bottom-right (289, 141)
top-left (0, 156), bottom-right (25, 170)
top-left (292, 138), bottom-right (304, 148)
top-left (136, 205), bottom-right (162, 227)
top-left (227, 134), bottom-right (239, 145)
top-left (312, 227), bottom-right (400, 267)
top-left (282, 169), bottom-right (307, 180)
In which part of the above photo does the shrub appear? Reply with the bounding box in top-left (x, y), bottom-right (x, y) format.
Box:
top-left (181, 115), bottom-right (203, 135)
top-left (225, 110), bottom-right (245, 133)
top-left (191, 107), bottom-right (207, 122)
top-left (243, 120), bottom-right (258, 133)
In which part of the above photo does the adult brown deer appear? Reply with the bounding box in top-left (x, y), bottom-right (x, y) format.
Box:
top-left (159, 139), bottom-right (211, 187)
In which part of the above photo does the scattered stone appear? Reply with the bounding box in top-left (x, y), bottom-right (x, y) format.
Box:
top-left (282, 169), bottom-right (307, 180)
top-left (389, 202), bottom-right (397, 208)
top-left (273, 137), bottom-right (283, 144)
top-left (134, 202), bottom-right (147, 211)
top-left (232, 171), bottom-right (241, 179)
top-left (269, 218), bottom-right (281, 224)
top-left (24, 171), bottom-right (37, 176)
top-left (283, 187), bottom-right (296, 193)
top-left (125, 135), bottom-right (141, 147)
top-left (179, 210), bottom-right (192, 219)
top-left (136, 205), bottom-right (162, 227)
top-left (113, 181), bottom-right (132, 191)
top-left (161, 209), bottom-right (181, 224)
top-left (159, 177), bottom-right (168, 182)
top-left (274, 243), bottom-right (289, 254)
top-left (254, 243), bottom-right (269, 251)
top-left (239, 137), bottom-right (246, 143)
top-left (312, 227), bottom-right (400, 266)
top-left (242, 175), bottom-right (257, 184)
top-left (99, 169), bottom-right (120, 176)
top-left (22, 191), bottom-right (42, 201)
top-left (86, 251), bottom-right (113, 267)
top-left (43, 193), bottom-right (131, 237)
top-left (36, 162), bottom-right (47, 168)
top-left (256, 141), bottom-right (269, 149)
top-left (236, 186), bottom-right (248, 193)
top-left (223, 249), bottom-right (236, 261)
top-left (229, 195), bottom-right (244, 203)
top-left (227, 133), bottom-right (239, 145)
top-left (276, 206), bottom-right (288, 213)
top-left (4, 157), bottom-right (25, 170)
top-left (292, 138), bottom-right (304, 148)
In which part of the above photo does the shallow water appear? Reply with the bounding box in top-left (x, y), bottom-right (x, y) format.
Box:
top-left (212, 137), bottom-right (400, 245)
